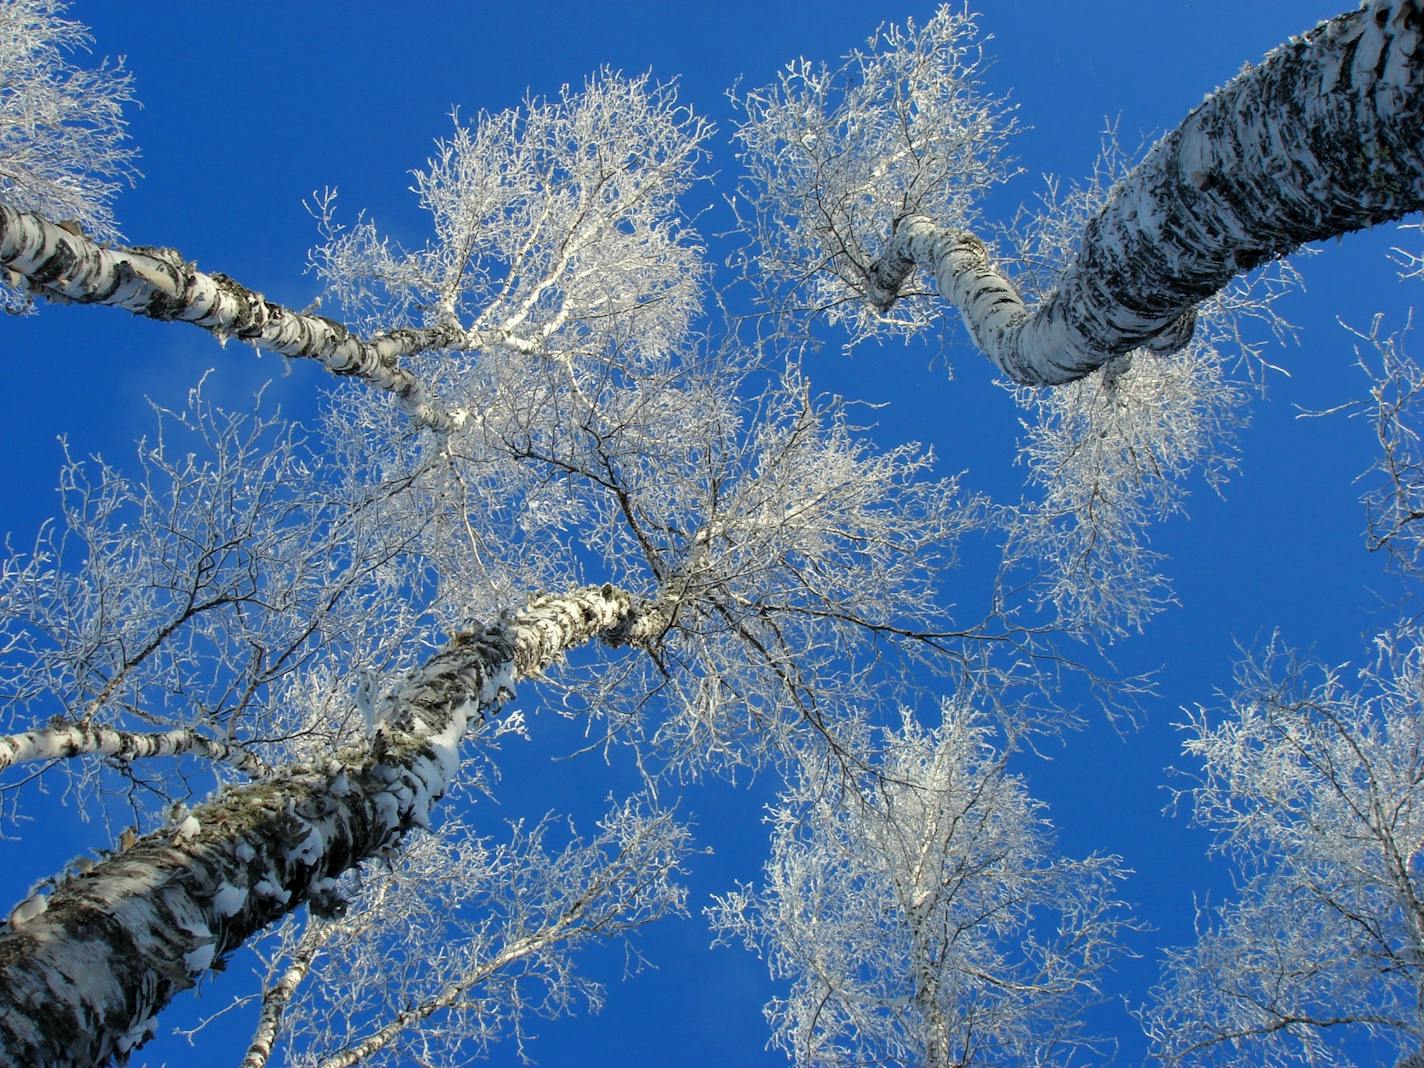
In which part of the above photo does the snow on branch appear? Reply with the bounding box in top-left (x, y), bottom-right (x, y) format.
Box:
top-left (1143, 631), bottom-right (1424, 1064)
top-left (0, 385), bottom-right (445, 825)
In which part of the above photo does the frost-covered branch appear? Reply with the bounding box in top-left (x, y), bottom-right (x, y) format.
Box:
top-left (997, 135), bottom-right (1296, 638)
top-left (1143, 632), bottom-right (1424, 1065)
top-left (469, 354), bottom-right (985, 767)
top-left (0, 0), bottom-right (135, 247)
top-left (268, 801), bottom-right (691, 1068)
top-left (1345, 312), bottom-right (1424, 579)
top-left (730, 5), bottom-right (1012, 344)
top-left (710, 702), bottom-right (1128, 1067)
top-left (0, 387), bottom-right (440, 821)
top-left (308, 71), bottom-right (709, 413)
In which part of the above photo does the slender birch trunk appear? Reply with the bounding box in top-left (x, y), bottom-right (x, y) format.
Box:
top-left (0, 204), bottom-right (459, 431)
top-left (0, 584), bottom-right (661, 1068)
top-left (240, 920), bottom-right (334, 1068)
top-left (0, 721), bottom-right (267, 776)
top-left (868, 1), bottom-right (1424, 385)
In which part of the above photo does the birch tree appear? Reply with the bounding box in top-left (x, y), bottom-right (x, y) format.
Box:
top-left (3, 2), bottom-right (1423, 1065)
top-left (0, 68), bottom-right (707, 431)
top-left (0, 341), bottom-right (977, 1066)
top-left (1141, 634), bottom-right (1424, 1066)
top-left (736, 1), bottom-right (1424, 385)
top-left (709, 702), bottom-right (1128, 1067)
top-left (734, 2), bottom-right (1420, 635)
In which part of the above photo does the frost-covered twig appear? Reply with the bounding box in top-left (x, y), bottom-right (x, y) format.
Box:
top-left (1143, 631), bottom-right (1424, 1064)
top-left (0, 0), bottom-right (136, 246)
top-left (292, 802), bottom-right (691, 1068)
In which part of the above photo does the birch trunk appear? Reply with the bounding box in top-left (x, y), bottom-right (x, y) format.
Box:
top-left (239, 919), bottom-right (335, 1068)
top-left (0, 584), bottom-right (661, 1068)
top-left (0, 721), bottom-right (266, 776)
top-left (0, 204), bottom-right (459, 431)
top-left (869, 1), bottom-right (1424, 384)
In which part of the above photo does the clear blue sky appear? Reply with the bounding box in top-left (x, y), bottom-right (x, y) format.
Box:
top-left (0, 1), bottom-right (1408, 1064)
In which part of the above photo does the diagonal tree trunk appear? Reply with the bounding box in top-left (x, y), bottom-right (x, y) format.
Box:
top-left (0, 584), bottom-right (663, 1068)
top-left (240, 918), bottom-right (335, 1068)
top-left (869, 1), bottom-right (1424, 384)
top-left (0, 204), bottom-right (461, 431)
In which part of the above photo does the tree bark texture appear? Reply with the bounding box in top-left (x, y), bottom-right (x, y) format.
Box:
top-left (0, 585), bottom-right (659, 1068)
top-left (0, 204), bottom-right (458, 431)
top-left (869, 1), bottom-right (1424, 384)
top-left (0, 722), bottom-right (266, 776)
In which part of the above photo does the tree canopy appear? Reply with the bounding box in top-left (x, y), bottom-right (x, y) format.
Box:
top-left (0, 2), bottom-right (1420, 1065)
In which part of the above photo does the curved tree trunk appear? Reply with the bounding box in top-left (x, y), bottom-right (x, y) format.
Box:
top-left (869, 1), bottom-right (1424, 384)
top-left (0, 585), bottom-right (661, 1068)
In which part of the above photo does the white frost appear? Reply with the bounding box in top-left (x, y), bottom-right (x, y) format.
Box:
top-left (286, 824), bottom-right (325, 866)
top-left (183, 942), bottom-right (216, 973)
top-left (210, 883), bottom-right (246, 918)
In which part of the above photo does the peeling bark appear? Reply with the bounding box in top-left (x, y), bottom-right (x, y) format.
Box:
top-left (869, 1), bottom-right (1424, 384)
top-left (0, 585), bottom-right (661, 1068)
top-left (0, 204), bottom-right (459, 431)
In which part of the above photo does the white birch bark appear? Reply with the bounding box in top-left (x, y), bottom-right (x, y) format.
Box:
top-left (868, 1), bottom-right (1424, 384)
top-left (240, 921), bottom-right (333, 1068)
top-left (0, 584), bottom-right (661, 1068)
top-left (0, 721), bottom-right (266, 776)
top-left (0, 204), bottom-right (459, 431)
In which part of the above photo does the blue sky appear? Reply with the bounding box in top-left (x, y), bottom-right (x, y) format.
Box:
top-left (0, 1), bottom-right (1413, 1064)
